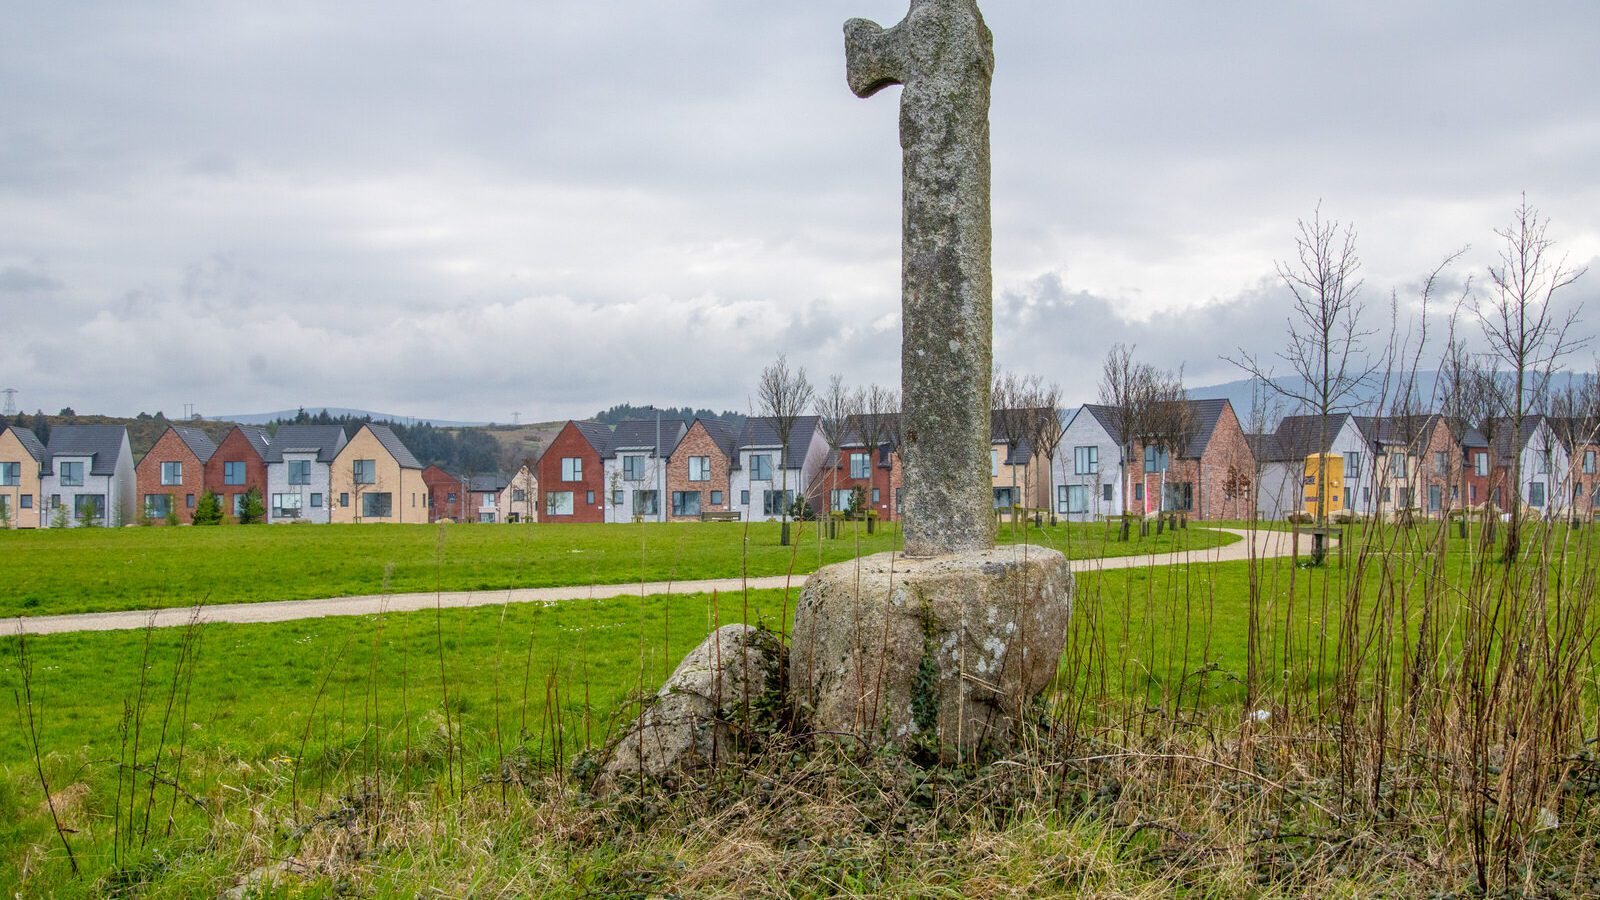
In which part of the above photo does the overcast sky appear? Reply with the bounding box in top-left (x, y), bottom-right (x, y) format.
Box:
top-left (3, 1), bottom-right (1597, 422)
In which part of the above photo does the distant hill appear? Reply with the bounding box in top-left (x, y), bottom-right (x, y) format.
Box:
top-left (1188, 370), bottom-right (1589, 426)
top-left (219, 408), bottom-right (488, 428)
top-left (592, 403), bottom-right (746, 432)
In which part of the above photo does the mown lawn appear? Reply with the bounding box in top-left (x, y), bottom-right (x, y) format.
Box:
top-left (0, 517), bottom-right (1235, 618)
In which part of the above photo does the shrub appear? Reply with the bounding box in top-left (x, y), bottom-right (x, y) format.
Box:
top-left (238, 487), bottom-right (266, 525)
top-left (192, 490), bottom-right (224, 526)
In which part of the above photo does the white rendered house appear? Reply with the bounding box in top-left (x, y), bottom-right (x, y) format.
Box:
top-left (40, 425), bottom-right (136, 527)
top-left (265, 425), bottom-right (348, 524)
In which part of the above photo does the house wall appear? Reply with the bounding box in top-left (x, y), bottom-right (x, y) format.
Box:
top-left (665, 422), bottom-right (732, 521)
top-left (421, 467), bottom-right (466, 522)
top-left (42, 445), bottom-right (135, 527)
top-left (990, 443), bottom-right (1052, 513)
top-left (1053, 409), bottom-right (1121, 523)
top-left (537, 423), bottom-right (605, 524)
top-left (0, 430), bottom-right (43, 529)
top-left (1194, 404), bottom-right (1255, 521)
top-left (604, 454), bottom-right (667, 522)
top-left (1520, 423), bottom-right (1569, 517)
top-left (820, 445), bottom-right (902, 520)
top-left (204, 428), bottom-right (268, 519)
top-left (735, 429), bottom-right (826, 522)
top-left (267, 452), bottom-right (333, 524)
top-left (1416, 421), bottom-right (1463, 518)
top-left (329, 428), bottom-right (427, 524)
top-left (1462, 445), bottom-right (1493, 510)
top-left (136, 430), bottom-right (205, 524)
top-left (499, 467), bottom-right (539, 523)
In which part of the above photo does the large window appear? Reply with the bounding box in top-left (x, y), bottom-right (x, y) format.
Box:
top-left (0, 462), bottom-right (19, 486)
top-left (1585, 450), bottom-right (1597, 475)
top-left (546, 491), bottom-right (574, 516)
top-left (160, 461), bottom-right (182, 485)
top-left (74, 493), bottom-right (106, 524)
top-left (991, 448), bottom-right (1000, 477)
top-left (352, 459), bottom-right (376, 485)
top-left (763, 490), bottom-right (793, 516)
top-left (59, 461), bottom-right (84, 487)
top-left (1528, 482), bottom-right (1546, 508)
top-left (633, 490), bottom-right (659, 516)
top-left (1144, 446), bottom-right (1168, 473)
top-left (849, 452), bottom-right (871, 479)
top-left (224, 461), bottom-right (246, 485)
top-left (1389, 453), bottom-right (1407, 479)
top-left (272, 493), bottom-right (303, 519)
top-left (1061, 485), bottom-right (1089, 515)
top-left (672, 491), bottom-right (702, 517)
top-left (560, 457), bottom-right (582, 482)
top-left (1074, 446), bottom-right (1098, 476)
top-left (688, 456), bottom-right (711, 482)
top-left (289, 460), bottom-right (312, 485)
top-left (1474, 452), bottom-right (1489, 477)
top-left (1344, 451), bottom-right (1361, 479)
top-left (361, 492), bottom-right (393, 518)
top-left (1434, 451), bottom-right (1449, 476)
top-left (623, 455), bottom-right (647, 481)
top-left (1163, 482), bottom-right (1194, 512)
top-left (750, 454), bottom-right (773, 481)
top-left (144, 494), bottom-right (172, 519)
top-left (1539, 449), bottom-right (1552, 474)
top-left (993, 487), bottom-right (1015, 510)
top-left (831, 489), bottom-right (851, 512)
top-left (1428, 485), bottom-right (1442, 512)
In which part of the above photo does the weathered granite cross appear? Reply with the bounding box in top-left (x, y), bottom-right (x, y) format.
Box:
top-left (846, 0), bottom-right (996, 558)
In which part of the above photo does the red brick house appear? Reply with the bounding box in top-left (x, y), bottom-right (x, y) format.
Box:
top-left (422, 464), bottom-right (467, 522)
top-left (204, 425), bottom-right (271, 520)
top-left (135, 425), bottom-right (218, 523)
top-left (1130, 399), bottom-right (1255, 521)
top-left (537, 421), bottom-right (611, 523)
top-left (820, 414), bottom-right (902, 520)
top-left (665, 418), bottom-right (738, 520)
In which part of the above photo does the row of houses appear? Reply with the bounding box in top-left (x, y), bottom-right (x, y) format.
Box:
top-left (3, 401), bottom-right (1595, 529)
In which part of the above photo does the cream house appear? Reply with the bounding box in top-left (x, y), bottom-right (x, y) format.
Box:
top-left (0, 426), bottom-right (47, 528)
top-left (499, 464), bottom-right (539, 523)
top-left (328, 424), bottom-right (428, 524)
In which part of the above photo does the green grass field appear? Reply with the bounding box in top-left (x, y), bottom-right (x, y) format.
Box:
top-left (0, 518), bottom-right (1235, 618)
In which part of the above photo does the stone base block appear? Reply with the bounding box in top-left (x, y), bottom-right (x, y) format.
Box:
top-left (789, 545), bottom-right (1072, 760)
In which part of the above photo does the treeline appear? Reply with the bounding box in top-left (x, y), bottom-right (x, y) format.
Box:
top-left (268, 409), bottom-right (501, 474)
top-left (593, 403), bottom-right (746, 431)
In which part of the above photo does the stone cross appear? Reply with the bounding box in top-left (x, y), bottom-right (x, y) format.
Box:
top-left (845, 0), bottom-right (996, 557)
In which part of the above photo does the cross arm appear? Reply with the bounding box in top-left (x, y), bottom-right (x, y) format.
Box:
top-left (844, 17), bottom-right (908, 98)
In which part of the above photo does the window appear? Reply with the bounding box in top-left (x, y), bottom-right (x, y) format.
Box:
top-left (1528, 482), bottom-right (1546, 508)
top-left (688, 456), bottom-right (711, 482)
top-left (871, 488), bottom-right (880, 504)
top-left (1163, 482), bottom-right (1193, 512)
top-left (1397, 488), bottom-right (1413, 508)
top-left (993, 487), bottom-right (1015, 509)
top-left (1389, 453), bottom-right (1407, 479)
top-left (560, 457), bottom-right (582, 482)
top-left (849, 452), bottom-right (871, 479)
top-left (831, 489), bottom-right (850, 512)
top-left (49, 494), bottom-right (60, 510)
top-left (1134, 484), bottom-right (1144, 502)
top-left (144, 494), bottom-right (171, 519)
top-left (361, 492), bottom-right (393, 517)
top-left (1434, 451), bottom-right (1449, 476)
top-left (160, 461), bottom-right (182, 485)
top-left (586, 490), bottom-right (595, 505)
top-left (1103, 484), bottom-right (1113, 502)
top-left (289, 460), bottom-right (312, 485)
top-left (352, 459), bottom-right (376, 485)
top-left (186, 493), bottom-right (195, 508)
top-left (512, 489), bottom-right (527, 502)
top-left (763, 490), bottom-right (793, 516)
top-left (710, 490), bottom-right (723, 506)
top-left (623, 455), bottom-right (647, 481)
top-left (446, 492), bottom-right (457, 504)
top-left (59, 461), bottom-right (84, 487)
top-left (1065, 485), bottom-right (1089, 514)
top-left (74, 494), bottom-right (106, 524)
top-left (1344, 487), bottom-right (1353, 509)
top-left (232, 494), bottom-right (245, 516)
top-left (633, 490), bottom-right (659, 515)
top-left (1380, 487), bottom-right (1391, 504)
top-left (1144, 446), bottom-right (1168, 473)
top-left (1344, 452), bottom-right (1361, 479)
top-left (20, 495), bottom-right (32, 509)
top-left (612, 489), bottom-right (624, 506)
top-left (740, 490), bottom-right (750, 506)
top-left (272, 493), bottom-right (303, 519)
top-left (991, 448), bottom-right (1000, 477)
top-left (1539, 449), bottom-right (1552, 474)
top-left (0, 462), bottom-right (19, 486)
top-left (1470, 485), bottom-right (1478, 503)
top-left (1475, 452), bottom-right (1489, 477)
top-left (1074, 446), bottom-right (1099, 476)
top-left (1428, 485), bottom-right (1442, 512)
top-left (750, 454), bottom-right (773, 481)
top-left (672, 491), bottom-right (702, 517)
top-left (339, 492), bottom-right (350, 508)
top-left (310, 493), bottom-right (323, 508)
top-left (1585, 450), bottom-right (1596, 475)
top-left (224, 461), bottom-right (246, 485)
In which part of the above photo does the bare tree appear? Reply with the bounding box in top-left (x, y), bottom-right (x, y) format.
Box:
top-left (1229, 206), bottom-right (1377, 523)
top-left (813, 375), bottom-right (857, 540)
top-left (757, 353), bottom-right (815, 546)
top-left (1144, 369), bottom-right (1195, 524)
top-left (1549, 365), bottom-right (1599, 522)
top-left (1098, 344), bottom-right (1159, 539)
top-left (1023, 382), bottom-right (1065, 525)
top-left (1475, 197), bottom-right (1589, 560)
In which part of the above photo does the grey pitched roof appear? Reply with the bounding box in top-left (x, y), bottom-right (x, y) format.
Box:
top-left (468, 474), bottom-right (509, 492)
top-left (43, 425), bottom-right (127, 476)
top-left (572, 420), bottom-right (616, 456)
top-left (266, 425), bottom-right (346, 463)
top-left (1486, 415), bottom-right (1546, 464)
top-left (696, 417), bottom-right (740, 461)
top-left (1354, 414), bottom-right (1442, 449)
top-left (365, 424), bottom-right (422, 469)
top-left (607, 418), bottom-right (687, 459)
top-left (2, 426), bottom-right (47, 463)
top-left (738, 415), bottom-right (821, 470)
top-left (1081, 404), bottom-right (1128, 446)
top-left (1180, 399), bottom-right (1230, 459)
top-left (236, 425), bottom-right (272, 460)
top-left (1256, 414), bottom-right (1354, 462)
top-left (169, 425), bottom-right (218, 464)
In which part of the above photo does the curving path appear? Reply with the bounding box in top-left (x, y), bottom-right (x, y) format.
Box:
top-left (9, 527), bottom-right (1322, 636)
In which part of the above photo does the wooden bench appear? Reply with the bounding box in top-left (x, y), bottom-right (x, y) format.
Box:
top-left (700, 510), bottom-right (742, 523)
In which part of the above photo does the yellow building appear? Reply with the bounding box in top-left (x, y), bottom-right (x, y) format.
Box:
top-left (0, 425), bottom-right (47, 528)
top-left (1302, 453), bottom-right (1345, 517)
top-left (328, 424), bottom-right (428, 524)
